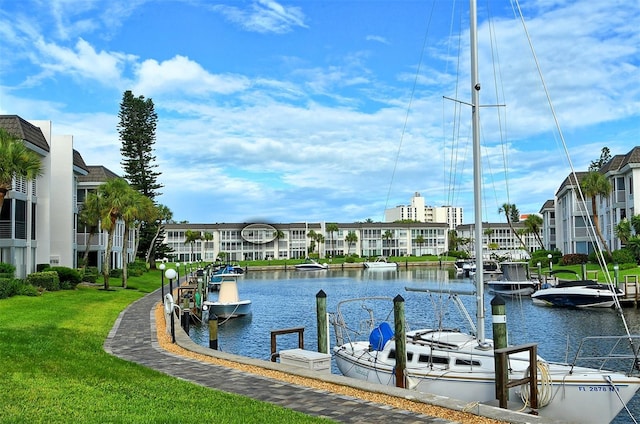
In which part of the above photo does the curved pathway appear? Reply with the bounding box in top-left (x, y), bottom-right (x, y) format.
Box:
top-left (104, 288), bottom-right (554, 424)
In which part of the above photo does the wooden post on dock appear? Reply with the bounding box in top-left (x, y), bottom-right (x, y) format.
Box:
top-left (491, 295), bottom-right (507, 350)
top-left (209, 317), bottom-right (218, 350)
top-left (316, 290), bottom-right (328, 354)
top-left (393, 295), bottom-right (407, 389)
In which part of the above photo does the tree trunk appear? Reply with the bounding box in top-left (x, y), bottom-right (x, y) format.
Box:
top-left (122, 226), bottom-right (130, 289)
top-left (103, 231), bottom-right (114, 290)
top-left (591, 196), bottom-right (612, 256)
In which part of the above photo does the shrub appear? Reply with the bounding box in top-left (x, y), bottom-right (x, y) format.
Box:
top-left (561, 254), bottom-right (589, 266)
top-left (110, 268), bottom-right (123, 278)
top-left (0, 278), bottom-right (20, 299)
top-left (49, 266), bottom-right (82, 289)
top-left (612, 249), bottom-right (636, 266)
top-left (0, 263), bottom-right (16, 280)
top-left (37, 263), bottom-right (51, 272)
top-left (27, 271), bottom-right (60, 291)
top-left (588, 250), bottom-right (612, 263)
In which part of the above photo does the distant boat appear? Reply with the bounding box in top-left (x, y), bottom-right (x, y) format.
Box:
top-left (203, 274), bottom-right (251, 319)
top-left (363, 257), bottom-right (398, 270)
top-left (486, 262), bottom-right (538, 297)
top-left (295, 258), bottom-right (329, 271)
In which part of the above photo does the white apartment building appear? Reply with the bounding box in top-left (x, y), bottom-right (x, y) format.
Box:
top-left (550, 147), bottom-right (640, 255)
top-left (163, 221), bottom-right (450, 262)
top-left (0, 115), bottom-right (130, 278)
top-left (456, 222), bottom-right (540, 260)
top-left (384, 192), bottom-right (463, 230)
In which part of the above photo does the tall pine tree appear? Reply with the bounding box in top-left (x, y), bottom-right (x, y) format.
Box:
top-left (118, 90), bottom-right (162, 198)
top-left (118, 90), bottom-right (164, 266)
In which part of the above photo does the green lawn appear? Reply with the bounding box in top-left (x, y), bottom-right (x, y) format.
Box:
top-left (0, 272), bottom-right (331, 424)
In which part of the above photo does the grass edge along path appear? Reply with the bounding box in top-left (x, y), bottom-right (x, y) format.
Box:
top-left (0, 285), bottom-right (332, 424)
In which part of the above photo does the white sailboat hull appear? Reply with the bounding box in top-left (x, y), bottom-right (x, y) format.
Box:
top-left (334, 336), bottom-right (640, 424)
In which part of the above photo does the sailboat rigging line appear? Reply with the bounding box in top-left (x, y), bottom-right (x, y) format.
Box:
top-left (605, 375), bottom-right (639, 424)
top-left (382, 0), bottom-right (437, 218)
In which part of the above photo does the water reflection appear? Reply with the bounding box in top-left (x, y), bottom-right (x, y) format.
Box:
top-left (189, 267), bottom-right (640, 423)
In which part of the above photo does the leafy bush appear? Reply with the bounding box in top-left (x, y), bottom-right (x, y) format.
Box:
top-left (49, 266), bottom-right (82, 289)
top-left (612, 249), bottom-right (637, 266)
top-left (0, 263), bottom-right (16, 279)
top-left (26, 271), bottom-right (60, 291)
top-left (37, 263), bottom-right (51, 272)
top-left (561, 254), bottom-right (589, 265)
top-left (588, 250), bottom-right (613, 263)
top-left (109, 268), bottom-right (123, 278)
top-left (446, 250), bottom-right (470, 259)
top-left (0, 278), bottom-right (20, 299)
top-left (127, 261), bottom-right (147, 277)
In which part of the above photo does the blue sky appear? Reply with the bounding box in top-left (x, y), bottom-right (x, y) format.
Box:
top-left (1, 0), bottom-right (638, 225)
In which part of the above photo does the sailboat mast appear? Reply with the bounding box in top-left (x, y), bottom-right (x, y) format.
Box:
top-left (469, 0), bottom-right (485, 344)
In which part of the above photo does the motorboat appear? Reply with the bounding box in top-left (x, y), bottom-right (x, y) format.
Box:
top-left (294, 258), bottom-right (329, 271)
top-left (331, 1), bottom-right (640, 422)
top-left (209, 264), bottom-right (242, 291)
top-left (203, 274), bottom-right (251, 319)
top-left (486, 262), bottom-right (538, 297)
top-left (363, 257), bottom-right (398, 270)
top-left (453, 259), bottom-right (474, 277)
top-left (532, 279), bottom-right (624, 308)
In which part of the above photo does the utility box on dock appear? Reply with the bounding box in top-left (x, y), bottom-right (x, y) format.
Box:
top-left (279, 348), bottom-right (331, 373)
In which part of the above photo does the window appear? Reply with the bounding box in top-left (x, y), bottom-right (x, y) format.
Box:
top-left (455, 358), bottom-right (481, 366)
top-left (418, 354), bottom-right (449, 365)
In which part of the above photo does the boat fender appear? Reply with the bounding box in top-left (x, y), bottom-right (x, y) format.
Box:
top-left (369, 322), bottom-right (394, 351)
top-left (164, 294), bottom-right (174, 314)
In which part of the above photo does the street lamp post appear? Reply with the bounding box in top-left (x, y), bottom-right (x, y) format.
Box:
top-left (166, 267), bottom-right (177, 297)
top-left (547, 254), bottom-right (553, 271)
top-left (159, 263), bottom-right (166, 302)
top-left (613, 264), bottom-right (619, 286)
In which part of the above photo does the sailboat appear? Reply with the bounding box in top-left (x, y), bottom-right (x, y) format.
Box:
top-left (331, 1), bottom-right (640, 422)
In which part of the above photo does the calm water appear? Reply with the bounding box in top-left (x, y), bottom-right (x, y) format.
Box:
top-left (189, 267), bottom-right (640, 423)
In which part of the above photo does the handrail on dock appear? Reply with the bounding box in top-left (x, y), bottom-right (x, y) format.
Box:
top-left (270, 327), bottom-right (305, 362)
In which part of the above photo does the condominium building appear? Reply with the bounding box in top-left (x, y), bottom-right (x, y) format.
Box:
top-left (549, 147), bottom-right (640, 255)
top-left (455, 222), bottom-right (541, 261)
top-left (0, 115), bottom-right (131, 278)
top-left (384, 192), bottom-right (463, 230)
top-left (163, 221), bottom-right (450, 262)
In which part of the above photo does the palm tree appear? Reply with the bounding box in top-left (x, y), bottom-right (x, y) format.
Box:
top-left (120, 191), bottom-right (155, 289)
top-left (326, 223), bottom-right (339, 257)
top-left (97, 178), bottom-right (131, 290)
top-left (614, 218), bottom-right (631, 246)
top-left (580, 171), bottom-right (612, 256)
top-left (307, 230), bottom-right (317, 257)
top-left (78, 191), bottom-right (102, 269)
top-left (382, 230), bottom-right (393, 257)
top-left (145, 204), bottom-right (172, 268)
top-left (184, 229), bottom-right (201, 263)
top-left (414, 234), bottom-right (425, 257)
top-left (345, 231), bottom-right (358, 255)
top-left (0, 128), bottom-right (43, 217)
top-left (523, 214), bottom-right (545, 249)
top-left (201, 231), bottom-right (213, 262)
top-left (630, 214), bottom-right (640, 235)
top-left (272, 229), bottom-right (284, 259)
top-left (498, 202), bottom-right (527, 251)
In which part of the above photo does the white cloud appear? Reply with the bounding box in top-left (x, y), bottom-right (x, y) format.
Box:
top-left (132, 55), bottom-right (251, 96)
top-left (213, 0), bottom-right (307, 34)
top-left (35, 38), bottom-right (131, 85)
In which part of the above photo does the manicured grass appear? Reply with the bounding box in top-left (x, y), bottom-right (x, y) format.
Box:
top-left (0, 272), bottom-right (332, 424)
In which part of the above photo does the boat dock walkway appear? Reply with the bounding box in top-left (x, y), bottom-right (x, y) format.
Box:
top-left (104, 287), bottom-right (562, 424)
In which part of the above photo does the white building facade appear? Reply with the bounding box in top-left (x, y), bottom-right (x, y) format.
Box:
top-left (384, 192), bottom-right (463, 230)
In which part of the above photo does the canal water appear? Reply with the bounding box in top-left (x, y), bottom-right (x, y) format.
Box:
top-left (189, 267), bottom-right (640, 423)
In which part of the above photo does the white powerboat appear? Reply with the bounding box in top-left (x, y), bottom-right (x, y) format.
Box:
top-left (203, 274), bottom-right (251, 319)
top-left (487, 262), bottom-right (538, 297)
top-left (294, 258), bottom-right (328, 271)
top-left (532, 279), bottom-right (623, 308)
top-left (363, 257), bottom-right (398, 270)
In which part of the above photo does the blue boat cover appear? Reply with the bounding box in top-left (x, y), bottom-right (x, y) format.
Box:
top-left (369, 322), bottom-right (394, 351)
